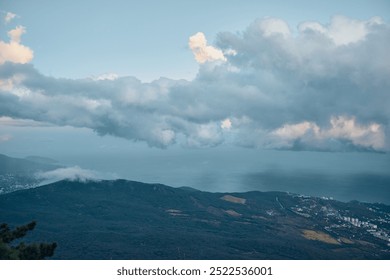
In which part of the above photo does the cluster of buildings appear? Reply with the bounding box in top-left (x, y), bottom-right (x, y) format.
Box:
top-left (341, 216), bottom-right (390, 244)
top-left (289, 194), bottom-right (390, 246)
top-left (0, 173), bottom-right (38, 194)
top-left (341, 216), bottom-right (375, 228)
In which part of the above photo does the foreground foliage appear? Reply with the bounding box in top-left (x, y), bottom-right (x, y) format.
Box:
top-left (0, 221), bottom-right (57, 260)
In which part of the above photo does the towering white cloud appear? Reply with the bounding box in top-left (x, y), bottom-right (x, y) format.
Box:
top-left (8, 26), bottom-right (25, 44)
top-left (189, 32), bottom-right (226, 63)
top-left (0, 16), bottom-right (389, 152)
top-left (0, 26), bottom-right (34, 64)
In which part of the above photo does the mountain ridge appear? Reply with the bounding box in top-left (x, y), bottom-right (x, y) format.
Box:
top-left (0, 179), bottom-right (389, 260)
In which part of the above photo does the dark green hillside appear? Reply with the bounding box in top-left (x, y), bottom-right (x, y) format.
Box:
top-left (0, 179), bottom-right (389, 260)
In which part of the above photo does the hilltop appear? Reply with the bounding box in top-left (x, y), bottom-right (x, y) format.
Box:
top-left (0, 179), bottom-right (389, 259)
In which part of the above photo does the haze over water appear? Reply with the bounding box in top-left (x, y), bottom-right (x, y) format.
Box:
top-left (54, 146), bottom-right (390, 204)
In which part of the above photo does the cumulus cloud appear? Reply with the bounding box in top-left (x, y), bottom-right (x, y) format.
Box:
top-left (0, 16), bottom-right (389, 152)
top-left (0, 116), bottom-right (50, 127)
top-left (269, 116), bottom-right (385, 151)
top-left (189, 32), bottom-right (226, 63)
top-left (8, 26), bottom-right (25, 43)
top-left (0, 26), bottom-right (34, 64)
top-left (35, 166), bottom-right (100, 183)
top-left (298, 15), bottom-right (383, 46)
top-left (91, 73), bottom-right (119, 81)
top-left (257, 17), bottom-right (291, 38)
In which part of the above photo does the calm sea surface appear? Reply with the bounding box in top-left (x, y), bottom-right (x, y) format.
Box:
top-left (56, 147), bottom-right (390, 204)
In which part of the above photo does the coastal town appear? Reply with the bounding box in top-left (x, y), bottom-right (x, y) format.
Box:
top-left (0, 173), bottom-right (39, 194)
top-left (287, 194), bottom-right (390, 247)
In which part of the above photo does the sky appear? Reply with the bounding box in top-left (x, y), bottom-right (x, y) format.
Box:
top-left (0, 1), bottom-right (390, 190)
top-left (1, 0), bottom-right (389, 81)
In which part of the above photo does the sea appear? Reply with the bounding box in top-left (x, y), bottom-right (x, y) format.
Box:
top-left (54, 146), bottom-right (390, 205)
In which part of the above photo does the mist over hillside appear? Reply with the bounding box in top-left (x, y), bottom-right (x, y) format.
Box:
top-left (1, 151), bottom-right (390, 205)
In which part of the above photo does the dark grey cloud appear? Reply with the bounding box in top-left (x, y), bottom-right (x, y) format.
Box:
top-left (0, 16), bottom-right (389, 151)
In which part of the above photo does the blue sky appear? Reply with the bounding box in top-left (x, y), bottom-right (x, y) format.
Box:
top-left (0, 1), bottom-right (390, 186)
top-left (1, 0), bottom-right (389, 81)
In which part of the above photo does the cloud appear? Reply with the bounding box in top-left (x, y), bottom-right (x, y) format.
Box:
top-left (0, 116), bottom-right (50, 127)
top-left (189, 32), bottom-right (226, 63)
top-left (298, 15), bottom-right (383, 46)
top-left (0, 16), bottom-right (389, 152)
top-left (8, 26), bottom-right (25, 44)
top-left (186, 122), bottom-right (224, 147)
top-left (35, 166), bottom-right (100, 183)
top-left (91, 73), bottom-right (119, 81)
top-left (269, 116), bottom-right (385, 151)
top-left (4, 12), bottom-right (17, 24)
top-left (221, 118), bottom-right (232, 130)
top-left (257, 17), bottom-right (291, 38)
top-left (0, 26), bottom-right (34, 64)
